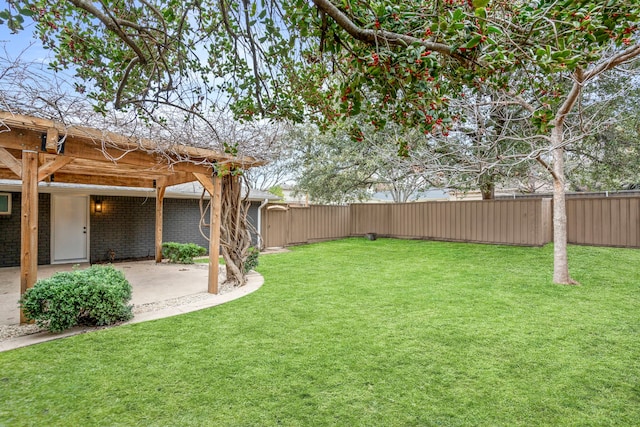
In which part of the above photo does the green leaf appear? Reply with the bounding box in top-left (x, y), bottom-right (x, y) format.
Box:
top-left (463, 35), bottom-right (483, 49)
top-left (474, 7), bottom-right (486, 19)
top-left (551, 50), bottom-right (571, 60)
top-left (486, 25), bottom-right (502, 35)
top-left (351, 97), bottom-right (361, 115)
top-left (473, 0), bottom-right (490, 7)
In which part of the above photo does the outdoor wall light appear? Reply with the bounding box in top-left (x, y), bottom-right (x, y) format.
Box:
top-left (95, 198), bottom-right (103, 213)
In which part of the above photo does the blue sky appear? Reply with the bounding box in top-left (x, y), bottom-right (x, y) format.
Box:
top-left (0, 19), bottom-right (51, 62)
top-left (0, 19), bottom-right (86, 104)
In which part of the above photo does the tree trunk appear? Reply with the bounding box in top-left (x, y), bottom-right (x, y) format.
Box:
top-left (219, 173), bottom-right (252, 287)
top-left (480, 173), bottom-right (495, 200)
top-left (550, 127), bottom-right (573, 284)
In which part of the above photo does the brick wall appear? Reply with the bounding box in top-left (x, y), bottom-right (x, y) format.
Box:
top-left (90, 195), bottom-right (156, 263)
top-left (0, 192), bottom-right (262, 267)
top-left (164, 199), bottom-right (261, 247)
top-left (0, 192), bottom-right (50, 267)
top-left (38, 194), bottom-right (51, 265)
top-left (0, 192), bottom-right (21, 267)
top-left (163, 198), bottom-right (209, 248)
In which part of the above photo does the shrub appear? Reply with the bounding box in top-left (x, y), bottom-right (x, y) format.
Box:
top-left (162, 242), bottom-right (207, 264)
top-left (19, 265), bottom-right (133, 333)
top-left (244, 247), bottom-right (260, 273)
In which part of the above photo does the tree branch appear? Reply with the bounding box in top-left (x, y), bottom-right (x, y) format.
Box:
top-left (554, 70), bottom-right (584, 128)
top-left (67, 0), bottom-right (148, 63)
top-left (311, 0), bottom-right (468, 63)
top-left (242, 0), bottom-right (264, 113)
top-left (583, 44), bottom-right (640, 81)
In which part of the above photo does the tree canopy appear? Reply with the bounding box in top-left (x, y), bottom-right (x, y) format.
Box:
top-left (3, 1), bottom-right (638, 140)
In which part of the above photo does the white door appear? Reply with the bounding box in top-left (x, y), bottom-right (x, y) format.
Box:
top-left (52, 195), bottom-right (89, 263)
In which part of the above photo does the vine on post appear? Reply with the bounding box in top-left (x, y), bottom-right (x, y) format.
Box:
top-left (219, 170), bottom-right (253, 287)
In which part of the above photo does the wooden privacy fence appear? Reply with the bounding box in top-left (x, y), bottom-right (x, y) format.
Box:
top-left (567, 197), bottom-right (640, 247)
top-left (262, 205), bottom-right (351, 248)
top-left (350, 199), bottom-right (552, 246)
top-left (262, 196), bottom-right (640, 249)
top-left (263, 198), bottom-right (552, 247)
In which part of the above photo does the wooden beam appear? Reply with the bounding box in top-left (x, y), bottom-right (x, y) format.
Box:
top-left (45, 127), bottom-right (59, 153)
top-left (194, 172), bottom-right (215, 194)
top-left (20, 150), bottom-right (38, 323)
top-left (0, 146), bottom-right (22, 177)
top-left (0, 128), bottom-right (42, 151)
top-left (59, 162), bottom-right (169, 179)
top-left (49, 172), bottom-right (156, 188)
top-left (0, 169), bottom-right (20, 179)
top-left (38, 156), bottom-right (73, 181)
top-left (0, 112), bottom-right (266, 168)
top-left (0, 130), bottom-right (217, 175)
top-left (208, 174), bottom-right (222, 294)
top-left (156, 172), bottom-right (198, 188)
top-left (62, 138), bottom-right (219, 175)
top-left (155, 185), bottom-right (166, 263)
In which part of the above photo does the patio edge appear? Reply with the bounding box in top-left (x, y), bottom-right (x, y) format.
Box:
top-left (0, 271), bottom-right (264, 352)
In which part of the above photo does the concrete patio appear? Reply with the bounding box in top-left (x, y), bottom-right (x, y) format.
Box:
top-left (0, 260), bottom-right (264, 351)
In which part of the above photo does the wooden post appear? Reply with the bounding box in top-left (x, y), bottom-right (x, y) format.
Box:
top-left (208, 175), bottom-right (222, 294)
top-left (45, 127), bottom-right (59, 153)
top-left (20, 151), bottom-right (39, 323)
top-left (155, 186), bottom-right (166, 263)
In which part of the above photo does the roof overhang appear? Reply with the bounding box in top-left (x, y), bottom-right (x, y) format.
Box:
top-left (0, 179), bottom-right (282, 202)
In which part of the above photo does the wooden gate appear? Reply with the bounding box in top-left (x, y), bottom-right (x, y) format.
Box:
top-left (263, 206), bottom-right (288, 247)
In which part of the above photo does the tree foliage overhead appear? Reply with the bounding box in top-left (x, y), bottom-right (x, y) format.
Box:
top-left (3, 1), bottom-right (638, 134)
top-left (2, 0), bottom-right (310, 127)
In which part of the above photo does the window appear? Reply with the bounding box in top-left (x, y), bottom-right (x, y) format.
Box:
top-left (0, 193), bottom-right (11, 215)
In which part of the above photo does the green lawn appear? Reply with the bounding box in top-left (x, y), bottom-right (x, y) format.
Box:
top-left (1, 238), bottom-right (639, 426)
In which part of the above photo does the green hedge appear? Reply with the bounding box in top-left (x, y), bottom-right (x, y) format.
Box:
top-left (244, 247), bottom-right (259, 273)
top-left (19, 265), bottom-right (133, 333)
top-left (162, 242), bottom-right (207, 264)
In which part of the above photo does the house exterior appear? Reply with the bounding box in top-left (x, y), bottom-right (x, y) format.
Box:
top-left (0, 179), bottom-right (278, 268)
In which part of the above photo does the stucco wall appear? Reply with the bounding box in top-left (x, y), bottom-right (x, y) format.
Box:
top-left (247, 202), bottom-right (260, 245)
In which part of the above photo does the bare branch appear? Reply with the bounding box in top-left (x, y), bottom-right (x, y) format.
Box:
top-left (583, 44), bottom-right (640, 81)
top-left (536, 155), bottom-right (558, 181)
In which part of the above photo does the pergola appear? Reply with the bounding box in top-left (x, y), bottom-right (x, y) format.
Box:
top-left (0, 112), bottom-right (261, 323)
